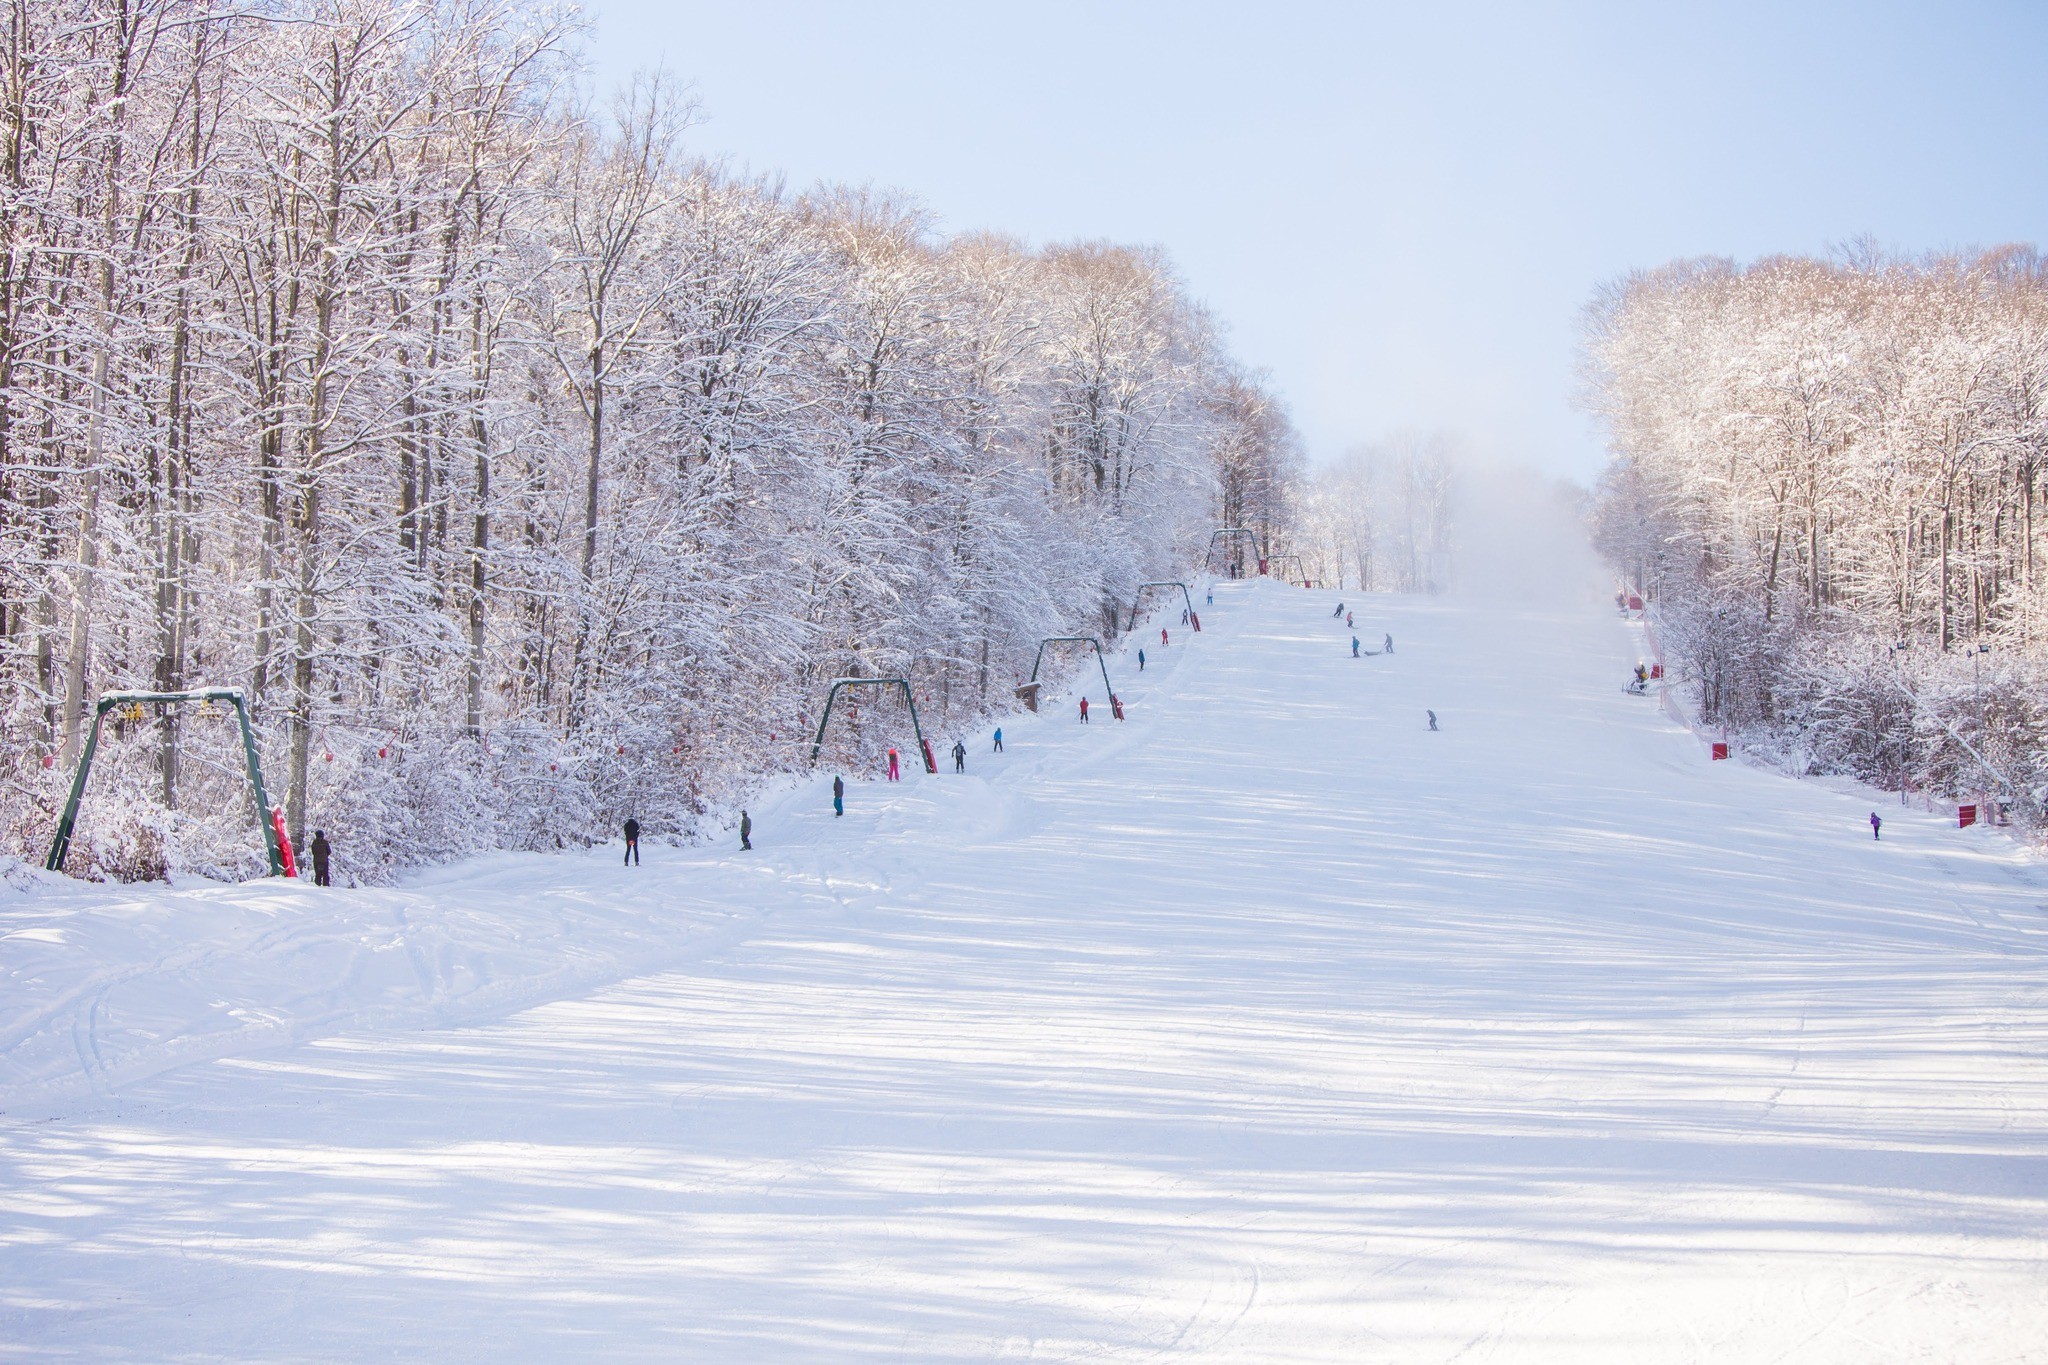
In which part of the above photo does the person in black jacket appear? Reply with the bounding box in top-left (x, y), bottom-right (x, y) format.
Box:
top-left (739, 811), bottom-right (752, 850)
top-left (832, 775), bottom-right (844, 817)
top-left (951, 740), bottom-right (966, 772)
top-left (310, 830), bottom-right (332, 886)
top-left (623, 817), bottom-right (640, 865)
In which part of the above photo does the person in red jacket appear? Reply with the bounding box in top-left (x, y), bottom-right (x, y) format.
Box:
top-left (1079, 696), bottom-right (1090, 723)
top-left (1160, 627), bottom-right (1169, 648)
top-left (886, 748), bottom-right (900, 781)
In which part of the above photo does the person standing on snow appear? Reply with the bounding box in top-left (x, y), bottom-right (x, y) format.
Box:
top-left (1138, 648), bottom-right (1146, 671)
top-left (952, 740), bottom-right (966, 772)
top-left (1079, 697), bottom-right (1090, 723)
top-left (833, 775), bottom-right (844, 817)
top-left (623, 817), bottom-right (640, 866)
top-left (739, 811), bottom-right (752, 850)
top-left (1870, 812), bottom-right (1882, 840)
top-left (1206, 589), bottom-right (1213, 605)
top-left (1352, 637), bottom-right (1360, 657)
top-left (886, 748), bottom-right (900, 781)
top-left (1383, 633), bottom-right (1394, 654)
top-left (1160, 627), bottom-right (1169, 648)
top-left (1427, 710), bottom-right (1438, 731)
top-left (310, 829), bottom-right (332, 886)
top-left (993, 727), bottom-right (1004, 753)
top-left (1345, 612), bottom-right (1353, 629)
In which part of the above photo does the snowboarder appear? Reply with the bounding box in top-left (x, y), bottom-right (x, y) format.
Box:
top-left (310, 829), bottom-right (331, 887)
top-left (1332, 602), bottom-right (1345, 618)
top-left (1427, 710), bottom-right (1438, 731)
top-left (739, 810), bottom-right (752, 851)
top-left (952, 740), bottom-right (966, 772)
top-left (886, 748), bottom-right (900, 781)
top-left (1079, 697), bottom-right (1090, 723)
top-left (1160, 627), bottom-right (1169, 648)
top-left (1870, 812), bottom-right (1882, 841)
top-left (992, 728), bottom-right (1004, 753)
top-left (1352, 637), bottom-right (1360, 658)
top-left (833, 775), bottom-right (844, 817)
top-left (623, 817), bottom-right (640, 866)
top-left (1383, 633), bottom-right (1394, 654)
top-left (1138, 648), bottom-right (1146, 671)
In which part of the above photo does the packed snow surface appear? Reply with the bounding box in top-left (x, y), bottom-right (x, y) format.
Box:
top-left (4, 579), bottom-right (2046, 1361)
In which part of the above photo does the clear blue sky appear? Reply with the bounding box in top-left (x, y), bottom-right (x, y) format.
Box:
top-left (580, 0), bottom-right (2048, 481)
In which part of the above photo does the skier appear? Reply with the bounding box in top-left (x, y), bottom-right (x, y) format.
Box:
top-left (1345, 611), bottom-right (1353, 629)
top-left (1383, 633), bottom-right (1394, 654)
top-left (310, 829), bottom-right (332, 887)
top-left (1352, 637), bottom-right (1360, 658)
top-left (1138, 648), bottom-right (1146, 671)
top-left (1870, 811), bottom-right (1882, 841)
top-left (1181, 608), bottom-right (1190, 626)
top-left (1206, 589), bottom-right (1213, 605)
top-left (1079, 696), bottom-right (1090, 723)
top-left (739, 810), bottom-right (753, 851)
top-left (1160, 627), bottom-right (1169, 648)
top-left (833, 775), bottom-right (844, 817)
top-left (1332, 602), bottom-right (1345, 618)
top-left (993, 727), bottom-right (1004, 753)
top-left (1427, 710), bottom-right (1438, 731)
top-left (952, 739), bottom-right (966, 772)
top-left (886, 748), bottom-right (900, 781)
top-left (623, 817), bottom-right (640, 866)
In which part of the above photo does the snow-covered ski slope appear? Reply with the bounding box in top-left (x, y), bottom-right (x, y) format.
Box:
top-left (4, 578), bottom-right (2046, 1361)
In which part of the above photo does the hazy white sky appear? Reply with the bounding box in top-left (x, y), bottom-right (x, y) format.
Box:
top-left (580, 1), bottom-right (2048, 481)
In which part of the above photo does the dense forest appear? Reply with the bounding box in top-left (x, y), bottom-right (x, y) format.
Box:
top-left (0, 0), bottom-right (1300, 881)
top-left (1584, 246), bottom-right (2048, 820)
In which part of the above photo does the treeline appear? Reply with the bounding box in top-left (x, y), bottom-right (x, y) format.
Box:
top-left (0, 0), bottom-right (1297, 880)
top-left (1583, 246), bottom-right (2048, 812)
top-left (1294, 432), bottom-right (1460, 593)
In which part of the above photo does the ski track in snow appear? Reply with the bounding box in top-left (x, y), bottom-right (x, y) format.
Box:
top-left (3, 578), bottom-right (2047, 1361)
